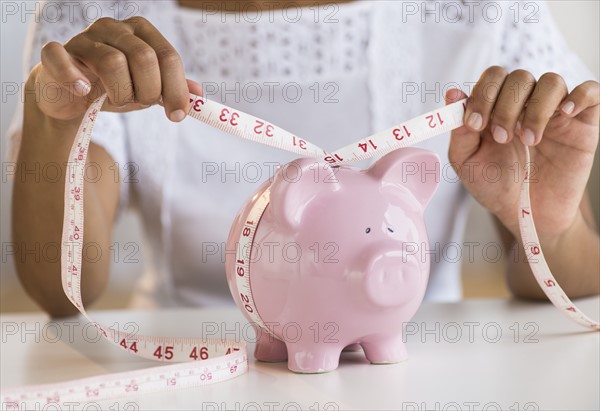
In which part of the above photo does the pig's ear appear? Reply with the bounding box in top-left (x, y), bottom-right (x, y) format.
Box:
top-left (269, 158), bottom-right (341, 227)
top-left (367, 148), bottom-right (440, 208)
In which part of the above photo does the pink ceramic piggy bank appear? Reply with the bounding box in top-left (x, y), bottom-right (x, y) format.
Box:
top-left (225, 148), bottom-right (440, 373)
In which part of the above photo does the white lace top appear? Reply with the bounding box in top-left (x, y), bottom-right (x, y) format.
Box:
top-left (8, 0), bottom-right (594, 307)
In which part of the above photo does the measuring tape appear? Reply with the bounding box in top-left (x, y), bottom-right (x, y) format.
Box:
top-left (2, 92), bottom-right (598, 409)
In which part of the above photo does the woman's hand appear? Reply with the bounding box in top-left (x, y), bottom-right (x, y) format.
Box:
top-left (29, 16), bottom-right (198, 123)
top-left (446, 67), bottom-right (599, 245)
top-left (16, 16), bottom-right (203, 316)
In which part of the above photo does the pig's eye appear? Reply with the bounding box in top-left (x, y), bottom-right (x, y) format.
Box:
top-left (387, 227), bottom-right (394, 233)
top-left (365, 227), bottom-right (371, 234)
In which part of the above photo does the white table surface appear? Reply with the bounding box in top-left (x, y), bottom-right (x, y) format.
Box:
top-left (1, 297), bottom-right (599, 410)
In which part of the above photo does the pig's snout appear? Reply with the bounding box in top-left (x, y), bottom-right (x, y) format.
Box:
top-left (362, 247), bottom-right (422, 308)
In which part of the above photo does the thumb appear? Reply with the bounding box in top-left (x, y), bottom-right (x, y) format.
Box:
top-left (446, 88), bottom-right (481, 166)
top-left (35, 64), bottom-right (92, 121)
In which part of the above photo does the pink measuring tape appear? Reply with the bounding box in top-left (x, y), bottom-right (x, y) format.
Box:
top-left (2, 92), bottom-right (598, 408)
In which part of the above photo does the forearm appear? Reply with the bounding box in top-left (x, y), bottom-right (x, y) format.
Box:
top-left (12, 76), bottom-right (117, 317)
top-left (499, 212), bottom-right (600, 300)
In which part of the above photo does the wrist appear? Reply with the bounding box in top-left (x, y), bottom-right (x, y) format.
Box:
top-left (21, 77), bottom-right (83, 163)
top-left (495, 207), bottom-right (586, 254)
top-left (519, 210), bottom-right (588, 257)
top-left (23, 101), bottom-right (80, 149)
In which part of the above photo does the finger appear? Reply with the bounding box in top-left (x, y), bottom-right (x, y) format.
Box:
top-left (521, 72), bottom-right (568, 146)
top-left (37, 42), bottom-right (92, 119)
top-left (464, 66), bottom-right (508, 133)
top-left (40, 41), bottom-right (92, 97)
top-left (66, 35), bottom-right (134, 107)
top-left (515, 111), bottom-right (525, 141)
top-left (446, 88), bottom-right (481, 166)
top-left (87, 18), bottom-right (162, 106)
top-left (101, 35), bottom-right (161, 106)
top-left (560, 80), bottom-right (600, 118)
top-left (187, 79), bottom-right (203, 97)
top-left (157, 79), bottom-right (202, 111)
top-left (490, 69), bottom-right (536, 144)
top-left (126, 17), bottom-right (189, 122)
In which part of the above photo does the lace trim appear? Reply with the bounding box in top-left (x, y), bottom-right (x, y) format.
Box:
top-left (173, 1), bottom-right (371, 82)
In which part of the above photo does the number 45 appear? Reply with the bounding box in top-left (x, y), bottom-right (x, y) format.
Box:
top-left (153, 345), bottom-right (174, 360)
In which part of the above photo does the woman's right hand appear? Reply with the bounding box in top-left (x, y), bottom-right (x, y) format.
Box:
top-left (28, 16), bottom-right (193, 123)
top-left (17, 16), bottom-right (201, 316)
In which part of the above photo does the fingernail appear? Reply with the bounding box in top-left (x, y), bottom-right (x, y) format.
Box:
top-left (561, 101), bottom-right (575, 115)
top-left (522, 128), bottom-right (535, 146)
top-left (76, 80), bottom-right (91, 95)
top-left (169, 109), bottom-right (186, 122)
top-left (467, 112), bottom-right (483, 130)
top-left (492, 125), bottom-right (508, 144)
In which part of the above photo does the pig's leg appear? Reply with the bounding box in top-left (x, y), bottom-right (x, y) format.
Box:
top-left (342, 343), bottom-right (363, 352)
top-left (361, 335), bottom-right (408, 364)
top-left (254, 331), bottom-right (288, 362)
top-left (286, 343), bottom-right (342, 373)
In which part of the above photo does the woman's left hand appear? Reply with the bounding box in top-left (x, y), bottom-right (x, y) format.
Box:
top-left (446, 66), bottom-right (599, 245)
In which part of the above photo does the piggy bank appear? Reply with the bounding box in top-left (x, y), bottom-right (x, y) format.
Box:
top-left (225, 148), bottom-right (440, 373)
